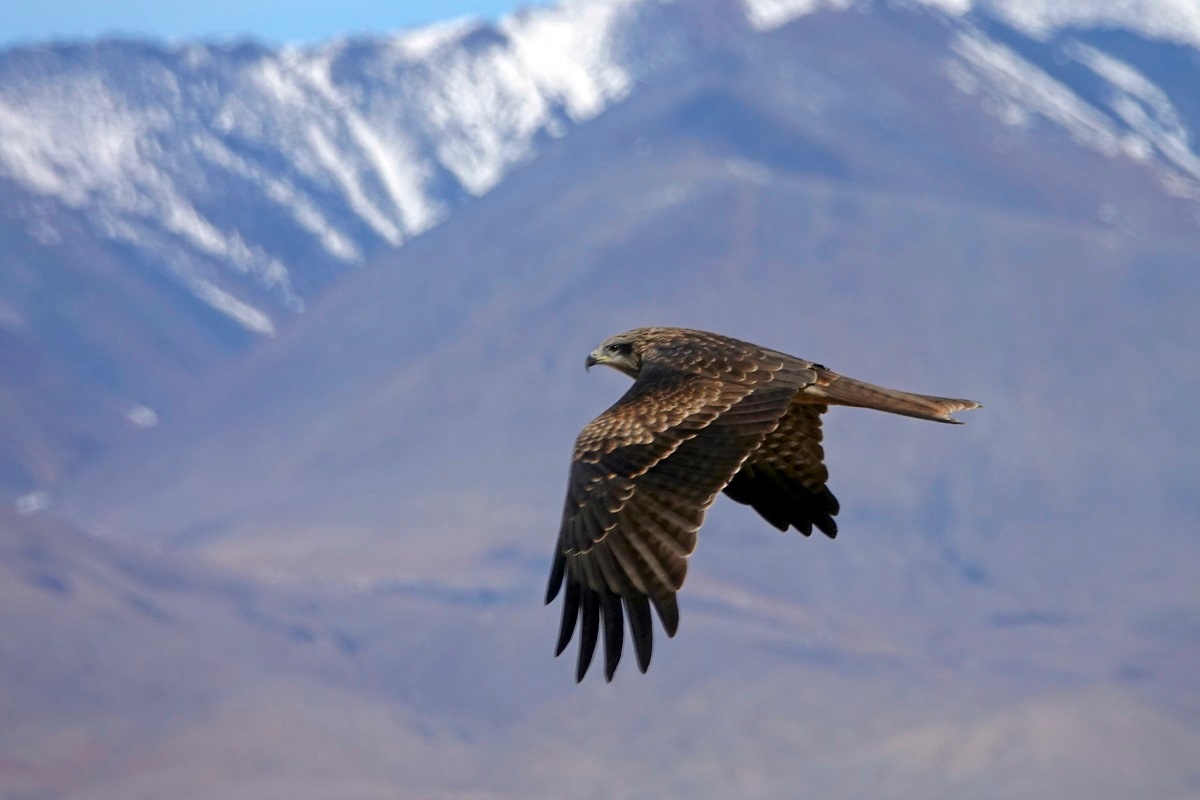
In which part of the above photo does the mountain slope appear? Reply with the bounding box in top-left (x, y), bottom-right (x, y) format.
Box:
top-left (3, 509), bottom-right (1198, 800)
top-left (5, 0), bottom-right (1200, 499)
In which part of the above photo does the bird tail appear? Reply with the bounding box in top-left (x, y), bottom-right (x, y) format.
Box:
top-left (803, 373), bottom-right (981, 424)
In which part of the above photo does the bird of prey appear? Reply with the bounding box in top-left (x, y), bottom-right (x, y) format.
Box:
top-left (546, 327), bottom-right (980, 682)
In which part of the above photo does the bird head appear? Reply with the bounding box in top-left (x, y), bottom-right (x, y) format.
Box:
top-left (586, 330), bottom-right (644, 378)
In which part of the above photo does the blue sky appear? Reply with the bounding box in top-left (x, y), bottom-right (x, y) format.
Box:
top-left (0, 0), bottom-right (552, 47)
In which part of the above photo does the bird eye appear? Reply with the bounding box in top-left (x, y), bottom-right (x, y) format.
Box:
top-left (607, 343), bottom-right (622, 353)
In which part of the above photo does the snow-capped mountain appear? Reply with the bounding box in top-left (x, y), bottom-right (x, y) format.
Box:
top-left (2, 0), bottom-right (1199, 518)
top-left (3, 0), bottom-right (1199, 502)
top-left (3, 0), bottom-right (1199, 337)
top-left (0, 3), bottom-right (652, 335)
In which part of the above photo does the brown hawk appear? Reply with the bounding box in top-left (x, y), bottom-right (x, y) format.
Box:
top-left (546, 327), bottom-right (980, 682)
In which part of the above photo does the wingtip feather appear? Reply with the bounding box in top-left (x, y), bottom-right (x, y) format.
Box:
top-left (652, 594), bottom-right (680, 638)
top-left (545, 552), bottom-right (566, 605)
top-left (601, 593), bottom-right (624, 682)
top-left (575, 588), bottom-right (600, 682)
top-left (624, 595), bottom-right (653, 673)
top-left (554, 579), bottom-right (581, 657)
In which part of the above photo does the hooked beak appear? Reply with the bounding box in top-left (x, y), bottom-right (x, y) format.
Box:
top-left (585, 354), bottom-right (599, 370)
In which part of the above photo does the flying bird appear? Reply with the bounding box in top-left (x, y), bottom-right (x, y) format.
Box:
top-left (545, 327), bottom-right (980, 682)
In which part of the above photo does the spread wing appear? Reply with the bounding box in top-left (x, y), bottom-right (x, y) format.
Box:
top-left (546, 344), bottom-right (817, 682)
top-left (722, 403), bottom-right (840, 538)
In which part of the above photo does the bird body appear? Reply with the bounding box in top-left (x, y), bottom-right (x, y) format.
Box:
top-left (547, 327), bottom-right (980, 682)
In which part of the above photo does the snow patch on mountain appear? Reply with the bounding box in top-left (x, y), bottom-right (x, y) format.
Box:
top-left (126, 406), bottom-right (160, 429)
top-left (984, 0), bottom-right (1200, 50)
top-left (0, 77), bottom-right (154, 202)
top-left (194, 133), bottom-right (362, 262)
top-left (746, 0), bottom-right (1200, 49)
top-left (743, 0), bottom-right (857, 31)
top-left (1066, 42), bottom-right (1200, 194)
top-left (409, 0), bottom-right (647, 195)
top-left (15, 491), bottom-right (50, 516)
top-left (946, 27), bottom-right (1200, 199)
top-left (277, 48), bottom-right (443, 236)
top-left (948, 30), bottom-right (1126, 154)
top-left (391, 17), bottom-right (481, 60)
top-left (186, 274), bottom-right (280, 335)
top-left (503, 0), bottom-right (639, 121)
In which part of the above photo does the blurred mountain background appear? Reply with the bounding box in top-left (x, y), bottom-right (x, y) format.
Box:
top-left (1, 0), bottom-right (1198, 797)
